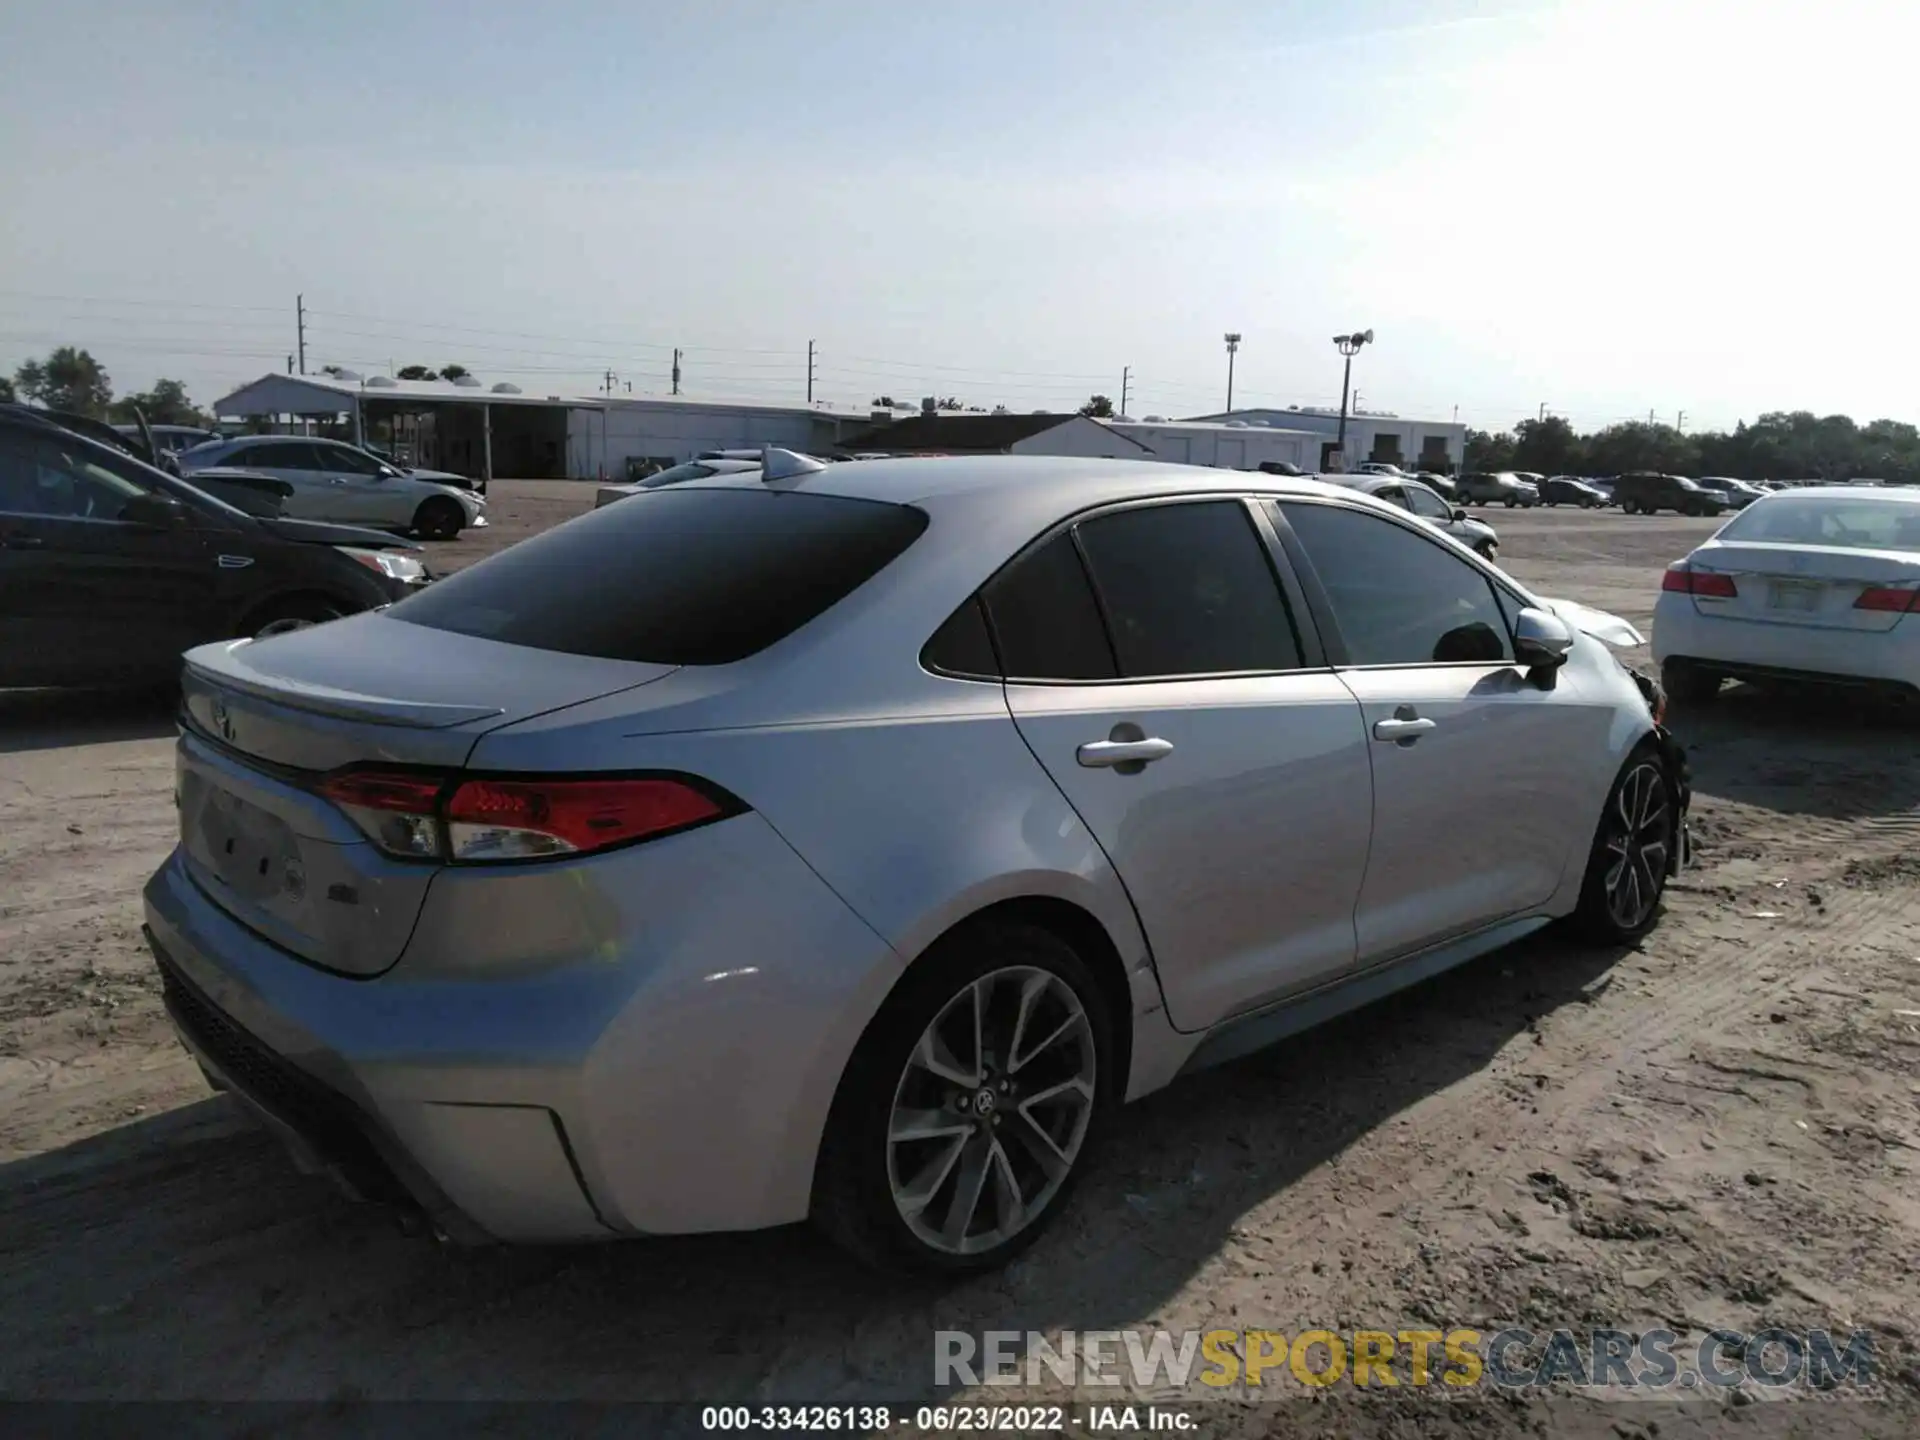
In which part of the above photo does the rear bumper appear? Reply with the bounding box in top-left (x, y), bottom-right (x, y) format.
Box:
top-left (141, 811), bottom-right (904, 1242)
top-left (1653, 594), bottom-right (1920, 692)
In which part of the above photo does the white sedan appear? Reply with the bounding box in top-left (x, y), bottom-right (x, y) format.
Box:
top-left (1652, 485), bottom-right (1920, 702)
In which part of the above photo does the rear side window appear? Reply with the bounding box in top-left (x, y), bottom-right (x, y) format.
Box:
top-left (982, 532), bottom-right (1117, 680)
top-left (922, 598), bottom-right (999, 678)
top-left (1075, 501), bottom-right (1303, 676)
top-left (387, 489), bottom-right (928, 665)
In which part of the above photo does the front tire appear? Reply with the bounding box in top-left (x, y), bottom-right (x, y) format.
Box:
top-left (1476, 540), bottom-right (1499, 561)
top-left (812, 920), bottom-right (1113, 1274)
top-left (1572, 746), bottom-right (1677, 945)
top-left (412, 496), bottom-right (465, 540)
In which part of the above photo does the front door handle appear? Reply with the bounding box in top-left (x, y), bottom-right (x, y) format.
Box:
top-left (1372, 714), bottom-right (1436, 743)
top-left (1076, 738), bottom-right (1174, 769)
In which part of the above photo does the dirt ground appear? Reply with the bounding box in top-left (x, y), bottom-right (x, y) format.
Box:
top-left (3, 485), bottom-right (1918, 1433)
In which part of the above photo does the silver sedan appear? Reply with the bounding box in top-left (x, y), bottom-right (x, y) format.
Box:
top-left (143, 455), bottom-right (1688, 1272)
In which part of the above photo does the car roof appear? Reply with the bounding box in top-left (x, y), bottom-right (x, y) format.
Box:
top-left (682, 455), bottom-right (1384, 542)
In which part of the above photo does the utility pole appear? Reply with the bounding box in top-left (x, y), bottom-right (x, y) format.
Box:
top-left (807, 340), bottom-right (817, 404)
top-left (671, 349), bottom-right (682, 396)
top-left (603, 368), bottom-right (616, 395)
top-left (295, 294), bottom-right (307, 375)
top-left (286, 354), bottom-right (294, 374)
top-left (1648, 408), bottom-right (1656, 426)
top-left (1538, 401), bottom-right (1548, 422)
top-left (1120, 366), bottom-right (1130, 417)
top-left (1676, 410), bottom-right (1687, 433)
top-left (1223, 334), bottom-right (1241, 412)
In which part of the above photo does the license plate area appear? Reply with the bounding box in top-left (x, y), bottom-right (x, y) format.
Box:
top-left (1768, 579), bottom-right (1823, 612)
top-left (187, 773), bottom-right (305, 905)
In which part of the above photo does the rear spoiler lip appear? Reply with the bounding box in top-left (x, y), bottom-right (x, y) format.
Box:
top-left (183, 641), bottom-right (507, 730)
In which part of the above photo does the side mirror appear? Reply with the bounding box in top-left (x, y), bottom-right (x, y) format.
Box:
top-left (1513, 607), bottom-right (1575, 671)
top-left (122, 492), bottom-right (189, 529)
top-left (1451, 507), bottom-right (1468, 522)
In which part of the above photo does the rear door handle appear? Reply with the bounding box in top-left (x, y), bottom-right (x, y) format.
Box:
top-left (1076, 738), bottom-right (1174, 768)
top-left (1372, 716), bottom-right (1436, 742)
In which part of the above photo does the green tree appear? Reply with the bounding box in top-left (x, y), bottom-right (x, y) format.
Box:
top-left (109, 378), bottom-right (207, 427)
top-left (1078, 394), bottom-right (1115, 418)
top-left (396, 364), bottom-right (439, 381)
top-left (0, 374), bottom-right (13, 404)
top-left (438, 363), bottom-right (471, 381)
top-left (14, 346), bottom-right (113, 416)
top-left (1464, 427), bottom-right (1516, 471)
top-left (1512, 415), bottom-right (1580, 475)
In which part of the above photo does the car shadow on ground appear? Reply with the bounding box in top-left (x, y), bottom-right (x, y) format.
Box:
top-left (1672, 681), bottom-right (1920, 823)
top-left (0, 687), bottom-right (176, 756)
top-left (0, 926), bottom-right (1629, 1408)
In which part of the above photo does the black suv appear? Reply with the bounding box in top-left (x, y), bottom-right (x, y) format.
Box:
top-left (1611, 472), bottom-right (1725, 517)
top-left (1, 405), bottom-right (432, 688)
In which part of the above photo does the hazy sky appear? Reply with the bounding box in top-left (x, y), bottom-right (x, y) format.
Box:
top-left (1, 0), bottom-right (1910, 433)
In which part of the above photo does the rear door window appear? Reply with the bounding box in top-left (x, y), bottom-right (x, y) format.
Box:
top-left (1074, 501), bottom-right (1303, 676)
top-left (386, 488), bottom-right (927, 665)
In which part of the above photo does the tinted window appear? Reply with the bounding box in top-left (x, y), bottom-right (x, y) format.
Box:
top-left (1076, 501), bottom-right (1302, 676)
top-left (982, 532), bottom-right (1116, 680)
top-left (1404, 485), bottom-right (1451, 521)
top-left (319, 444), bottom-right (383, 475)
top-left (1281, 502), bottom-right (1513, 666)
top-left (237, 441), bottom-right (317, 469)
top-left (0, 428), bottom-right (153, 519)
top-left (922, 598), bottom-right (999, 678)
top-left (388, 489), bottom-right (928, 665)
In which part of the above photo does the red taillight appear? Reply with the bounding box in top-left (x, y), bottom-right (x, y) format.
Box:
top-left (315, 770), bottom-right (445, 859)
top-left (1855, 585), bottom-right (1920, 613)
top-left (1662, 563), bottom-right (1737, 598)
top-left (315, 768), bottom-right (731, 862)
top-left (444, 777), bottom-right (722, 861)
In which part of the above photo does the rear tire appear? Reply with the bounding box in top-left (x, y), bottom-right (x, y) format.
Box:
top-left (1476, 540), bottom-right (1499, 561)
top-left (1661, 659), bottom-right (1722, 705)
top-left (811, 919), bottom-right (1114, 1275)
top-left (412, 497), bottom-right (465, 540)
top-left (1572, 744), bottom-right (1677, 945)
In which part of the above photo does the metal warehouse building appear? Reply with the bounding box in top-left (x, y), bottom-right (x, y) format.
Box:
top-left (211, 373), bottom-right (889, 482)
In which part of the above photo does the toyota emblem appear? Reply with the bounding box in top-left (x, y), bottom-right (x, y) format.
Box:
top-left (211, 698), bottom-right (235, 741)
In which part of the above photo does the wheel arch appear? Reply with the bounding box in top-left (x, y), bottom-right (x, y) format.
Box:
top-left (232, 587), bottom-right (362, 638)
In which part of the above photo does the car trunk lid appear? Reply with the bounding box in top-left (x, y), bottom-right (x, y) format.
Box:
top-left (175, 614), bottom-right (678, 974)
top-left (1686, 542), bottom-right (1920, 633)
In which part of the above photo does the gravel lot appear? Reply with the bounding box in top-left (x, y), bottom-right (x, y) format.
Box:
top-left (3, 485), bottom-right (1918, 1432)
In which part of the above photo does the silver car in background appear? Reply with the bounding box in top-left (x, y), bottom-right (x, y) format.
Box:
top-left (1328, 473), bottom-right (1501, 559)
top-left (144, 456), bottom-right (1687, 1273)
top-left (180, 436), bottom-right (487, 538)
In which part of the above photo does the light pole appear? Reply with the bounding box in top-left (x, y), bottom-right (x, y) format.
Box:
top-left (1332, 328), bottom-right (1373, 470)
top-left (1223, 333), bottom-right (1242, 413)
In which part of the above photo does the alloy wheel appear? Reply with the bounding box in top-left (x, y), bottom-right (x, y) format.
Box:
top-left (1602, 761), bottom-right (1671, 930)
top-left (886, 965), bottom-right (1096, 1256)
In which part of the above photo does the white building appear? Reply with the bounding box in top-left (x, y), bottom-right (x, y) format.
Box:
top-left (1182, 406), bottom-right (1467, 473)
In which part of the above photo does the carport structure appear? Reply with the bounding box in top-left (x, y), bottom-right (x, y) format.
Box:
top-left (209, 373), bottom-right (605, 483)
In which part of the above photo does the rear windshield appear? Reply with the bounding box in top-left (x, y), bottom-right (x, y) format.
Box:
top-left (386, 487), bottom-right (928, 664)
top-left (1718, 495), bottom-right (1920, 553)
